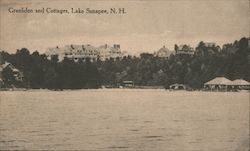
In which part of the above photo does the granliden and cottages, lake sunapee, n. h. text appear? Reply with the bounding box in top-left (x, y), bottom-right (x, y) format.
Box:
top-left (8, 7), bottom-right (126, 15)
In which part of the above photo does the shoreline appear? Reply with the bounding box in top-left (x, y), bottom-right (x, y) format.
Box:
top-left (0, 88), bottom-right (249, 93)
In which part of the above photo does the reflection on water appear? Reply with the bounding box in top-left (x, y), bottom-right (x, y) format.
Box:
top-left (0, 90), bottom-right (249, 150)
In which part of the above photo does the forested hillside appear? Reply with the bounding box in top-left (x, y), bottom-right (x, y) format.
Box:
top-left (1, 37), bottom-right (249, 89)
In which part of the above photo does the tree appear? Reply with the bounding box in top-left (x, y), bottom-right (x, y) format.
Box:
top-left (1, 37), bottom-right (249, 89)
top-left (44, 67), bottom-right (58, 89)
top-left (174, 44), bottom-right (179, 51)
top-left (51, 55), bottom-right (59, 63)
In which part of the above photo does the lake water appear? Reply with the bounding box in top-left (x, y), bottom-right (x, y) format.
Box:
top-left (0, 89), bottom-right (249, 151)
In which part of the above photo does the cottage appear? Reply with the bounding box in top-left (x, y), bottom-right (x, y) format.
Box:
top-left (0, 62), bottom-right (24, 82)
top-left (204, 42), bottom-right (216, 47)
top-left (175, 44), bottom-right (195, 55)
top-left (155, 46), bottom-right (172, 58)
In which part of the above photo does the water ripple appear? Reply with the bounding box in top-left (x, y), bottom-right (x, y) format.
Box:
top-left (143, 135), bottom-right (163, 138)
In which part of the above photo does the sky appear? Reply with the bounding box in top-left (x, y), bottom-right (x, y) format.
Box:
top-left (0, 0), bottom-right (249, 55)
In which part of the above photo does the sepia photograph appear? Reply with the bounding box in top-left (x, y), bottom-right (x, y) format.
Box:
top-left (0, 0), bottom-right (249, 150)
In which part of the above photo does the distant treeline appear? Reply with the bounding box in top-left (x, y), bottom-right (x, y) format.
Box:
top-left (1, 37), bottom-right (249, 89)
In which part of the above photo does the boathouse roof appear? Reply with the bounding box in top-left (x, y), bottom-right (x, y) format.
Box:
top-left (204, 77), bottom-right (232, 85)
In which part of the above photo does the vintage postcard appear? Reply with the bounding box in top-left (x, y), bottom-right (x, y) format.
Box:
top-left (0, 0), bottom-right (249, 150)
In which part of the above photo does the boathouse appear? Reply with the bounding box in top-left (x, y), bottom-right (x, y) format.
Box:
top-left (204, 77), bottom-right (250, 91)
top-left (169, 83), bottom-right (187, 90)
top-left (230, 79), bottom-right (250, 90)
top-left (122, 81), bottom-right (134, 88)
top-left (204, 77), bottom-right (231, 91)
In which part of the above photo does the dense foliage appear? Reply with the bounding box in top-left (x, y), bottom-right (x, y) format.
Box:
top-left (1, 37), bottom-right (249, 89)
